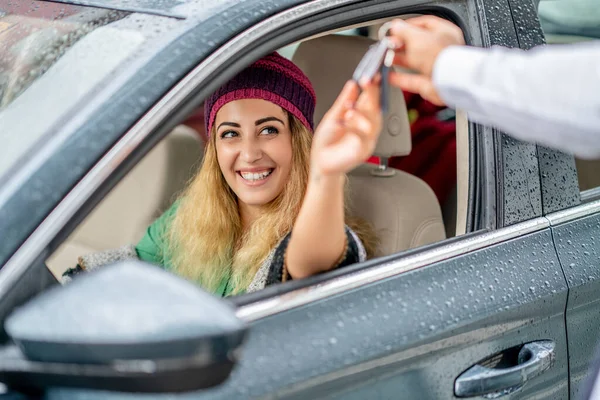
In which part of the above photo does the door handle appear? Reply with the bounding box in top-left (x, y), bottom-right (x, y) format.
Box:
top-left (454, 340), bottom-right (555, 398)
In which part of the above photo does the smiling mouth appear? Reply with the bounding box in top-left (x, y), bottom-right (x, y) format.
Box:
top-left (238, 169), bottom-right (274, 182)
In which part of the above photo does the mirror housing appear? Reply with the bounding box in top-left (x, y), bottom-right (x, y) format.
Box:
top-left (0, 261), bottom-right (247, 393)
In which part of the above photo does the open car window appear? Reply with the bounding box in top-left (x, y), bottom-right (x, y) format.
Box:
top-left (45, 16), bottom-right (469, 300)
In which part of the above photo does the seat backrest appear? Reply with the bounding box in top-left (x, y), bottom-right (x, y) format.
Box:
top-left (294, 35), bottom-right (411, 159)
top-left (47, 125), bottom-right (204, 276)
top-left (576, 158), bottom-right (600, 191)
top-left (293, 35), bottom-right (446, 257)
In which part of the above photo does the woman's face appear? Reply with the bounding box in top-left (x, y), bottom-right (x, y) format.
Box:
top-left (214, 99), bottom-right (293, 208)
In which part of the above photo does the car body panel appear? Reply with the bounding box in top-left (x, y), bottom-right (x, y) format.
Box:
top-left (39, 0), bottom-right (248, 20)
top-left (550, 205), bottom-right (600, 399)
top-left (537, 147), bottom-right (581, 214)
top-left (476, 0), bottom-right (544, 226)
top-left (40, 0), bottom-right (189, 18)
top-left (44, 228), bottom-right (569, 399)
top-left (506, 0), bottom-right (582, 215)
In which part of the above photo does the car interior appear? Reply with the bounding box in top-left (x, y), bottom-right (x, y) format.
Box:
top-left (292, 33), bottom-right (447, 256)
top-left (44, 17), bottom-right (470, 287)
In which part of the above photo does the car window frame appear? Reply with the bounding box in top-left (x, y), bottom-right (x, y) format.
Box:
top-left (581, 187), bottom-right (600, 203)
top-left (0, 0), bottom-right (541, 327)
top-left (507, 0), bottom-right (583, 215)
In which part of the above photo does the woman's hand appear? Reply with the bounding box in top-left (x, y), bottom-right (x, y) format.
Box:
top-left (311, 80), bottom-right (383, 177)
top-left (286, 80), bottom-right (381, 279)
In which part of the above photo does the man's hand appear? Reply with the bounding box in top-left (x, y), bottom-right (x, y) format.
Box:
top-left (388, 16), bottom-right (465, 106)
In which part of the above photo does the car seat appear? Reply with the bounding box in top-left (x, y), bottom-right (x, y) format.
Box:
top-left (46, 125), bottom-right (204, 277)
top-left (292, 35), bottom-right (446, 257)
top-left (576, 159), bottom-right (600, 192)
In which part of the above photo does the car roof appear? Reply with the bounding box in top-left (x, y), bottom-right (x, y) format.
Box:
top-left (39, 0), bottom-right (242, 19)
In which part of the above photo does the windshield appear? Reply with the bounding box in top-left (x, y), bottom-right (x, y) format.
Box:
top-left (0, 1), bottom-right (147, 181)
top-left (0, 1), bottom-right (128, 110)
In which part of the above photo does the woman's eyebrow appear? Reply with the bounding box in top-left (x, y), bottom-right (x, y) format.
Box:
top-left (217, 122), bottom-right (241, 130)
top-left (255, 117), bottom-right (284, 126)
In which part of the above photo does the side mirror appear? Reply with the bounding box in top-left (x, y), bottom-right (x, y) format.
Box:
top-left (0, 261), bottom-right (247, 394)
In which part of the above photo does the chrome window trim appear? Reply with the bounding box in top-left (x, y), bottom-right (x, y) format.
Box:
top-left (581, 187), bottom-right (600, 204)
top-left (239, 199), bottom-right (600, 322)
top-left (546, 199), bottom-right (600, 226)
top-left (236, 218), bottom-right (549, 321)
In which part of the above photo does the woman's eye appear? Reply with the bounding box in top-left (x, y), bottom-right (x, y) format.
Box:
top-left (260, 126), bottom-right (279, 136)
top-left (220, 130), bottom-right (238, 139)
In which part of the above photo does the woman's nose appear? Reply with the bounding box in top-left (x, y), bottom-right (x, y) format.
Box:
top-left (240, 138), bottom-right (263, 163)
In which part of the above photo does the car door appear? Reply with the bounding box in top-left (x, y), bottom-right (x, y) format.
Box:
top-left (548, 200), bottom-right (600, 400)
top-left (543, 149), bottom-right (600, 400)
top-left (30, 0), bottom-right (569, 399)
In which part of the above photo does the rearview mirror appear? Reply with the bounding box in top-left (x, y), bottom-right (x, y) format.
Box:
top-left (0, 261), bottom-right (247, 394)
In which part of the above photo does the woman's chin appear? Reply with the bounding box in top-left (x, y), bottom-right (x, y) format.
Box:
top-left (236, 192), bottom-right (279, 208)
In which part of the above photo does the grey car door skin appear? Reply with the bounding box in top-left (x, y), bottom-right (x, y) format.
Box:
top-left (226, 224), bottom-right (570, 400)
top-left (46, 221), bottom-right (569, 400)
top-left (548, 202), bottom-right (600, 399)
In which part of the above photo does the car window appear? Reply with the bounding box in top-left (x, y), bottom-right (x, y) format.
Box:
top-left (45, 18), bottom-right (470, 297)
top-left (0, 1), bottom-right (143, 182)
top-left (538, 0), bottom-right (600, 199)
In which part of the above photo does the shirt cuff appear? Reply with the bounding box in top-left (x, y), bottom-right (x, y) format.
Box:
top-left (432, 45), bottom-right (489, 107)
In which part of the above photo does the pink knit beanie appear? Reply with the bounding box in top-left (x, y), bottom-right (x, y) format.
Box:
top-left (204, 52), bottom-right (316, 135)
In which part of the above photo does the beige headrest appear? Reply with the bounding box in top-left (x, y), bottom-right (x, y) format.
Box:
top-left (292, 35), bottom-right (411, 158)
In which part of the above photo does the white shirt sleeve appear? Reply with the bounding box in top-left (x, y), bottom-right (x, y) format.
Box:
top-left (432, 42), bottom-right (600, 159)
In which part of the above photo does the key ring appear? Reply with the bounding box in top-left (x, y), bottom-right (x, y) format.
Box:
top-left (378, 21), bottom-right (394, 43)
top-left (378, 21), bottom-right (396, 67)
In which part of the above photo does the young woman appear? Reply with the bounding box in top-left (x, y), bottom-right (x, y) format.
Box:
top-left (65, 53), bottom-right (381, 296)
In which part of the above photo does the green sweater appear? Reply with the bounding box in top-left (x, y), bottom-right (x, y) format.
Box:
top-left (63, 205), bottom-right (364, 296)
top-left (135, 203), bottom-right (235, 297)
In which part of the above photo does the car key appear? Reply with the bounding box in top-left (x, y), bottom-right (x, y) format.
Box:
top-left (351, 22), bottom-right (395, 113)
top-left (352, 39), bottom-right (391, 84)
top-left (380, 44), bottom-right (395, 114)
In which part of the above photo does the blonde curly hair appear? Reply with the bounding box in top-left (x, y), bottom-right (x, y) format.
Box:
top-left (166, 113), bottom-right (377, 294)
